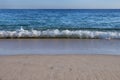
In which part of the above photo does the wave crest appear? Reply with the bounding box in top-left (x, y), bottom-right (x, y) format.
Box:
top-left (0, 27), bottom-right (120, 39)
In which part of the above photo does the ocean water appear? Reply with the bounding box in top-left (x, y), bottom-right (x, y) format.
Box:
top-left (0, 9), bottom-right (120, 39)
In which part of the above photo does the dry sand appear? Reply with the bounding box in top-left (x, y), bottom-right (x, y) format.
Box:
top-left (0, 55), bottom-right (120, 80)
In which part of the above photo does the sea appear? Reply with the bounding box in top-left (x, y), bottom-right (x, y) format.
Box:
top-left (0, 9), bottom-right (120, 55)
top-left (0, 9), bottom-right (120, 39)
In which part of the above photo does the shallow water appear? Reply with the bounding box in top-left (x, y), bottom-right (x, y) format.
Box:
top-left (0, 39), bottom-right (120, 55)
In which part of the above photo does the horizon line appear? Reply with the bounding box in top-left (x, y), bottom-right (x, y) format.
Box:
top-left (0, 8), bottom-right (120, 9)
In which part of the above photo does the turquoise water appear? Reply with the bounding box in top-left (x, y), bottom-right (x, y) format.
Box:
top-left (0, 9), bottom-right (120, 39)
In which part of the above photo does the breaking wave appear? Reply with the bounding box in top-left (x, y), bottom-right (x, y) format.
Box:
top-left (0, 27), bottom-right (120, 39)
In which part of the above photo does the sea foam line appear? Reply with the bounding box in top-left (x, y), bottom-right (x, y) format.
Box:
top-left (0, 27), bottom-right (120, 39)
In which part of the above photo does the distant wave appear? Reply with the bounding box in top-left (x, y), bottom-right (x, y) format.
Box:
top-left (0, 27), bottom-right (120, 39)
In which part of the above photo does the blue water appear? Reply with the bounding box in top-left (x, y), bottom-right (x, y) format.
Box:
top-left (0, 9), bottom-right (120, 39)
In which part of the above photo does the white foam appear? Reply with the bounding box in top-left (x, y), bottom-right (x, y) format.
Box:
top-left (0, 27), bottom-right (120, 39)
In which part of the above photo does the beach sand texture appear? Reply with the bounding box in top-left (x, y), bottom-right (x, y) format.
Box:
top-left (0, 55), bottom-right (120, 80)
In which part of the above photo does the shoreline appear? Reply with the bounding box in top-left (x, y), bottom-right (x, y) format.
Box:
top-left (2, 53), bottom-right (119, 56)
top-left (0, 39), bottom-right (120, 55)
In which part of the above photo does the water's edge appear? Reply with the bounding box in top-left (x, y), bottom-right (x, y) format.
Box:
top-left (0, 39), bottom-right (120, 55)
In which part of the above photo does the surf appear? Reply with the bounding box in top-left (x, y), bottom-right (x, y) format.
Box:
top-left (0, 27), bottom-right (119, 39)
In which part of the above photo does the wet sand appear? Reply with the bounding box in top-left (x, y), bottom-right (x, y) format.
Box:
top-left (0, 39), bottom-right (120, 55)
top-left (0, 55), bottom-right (120, 80)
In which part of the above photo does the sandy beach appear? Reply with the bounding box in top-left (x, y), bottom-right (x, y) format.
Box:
top-left (0, 55), bottom-right (120, 80)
